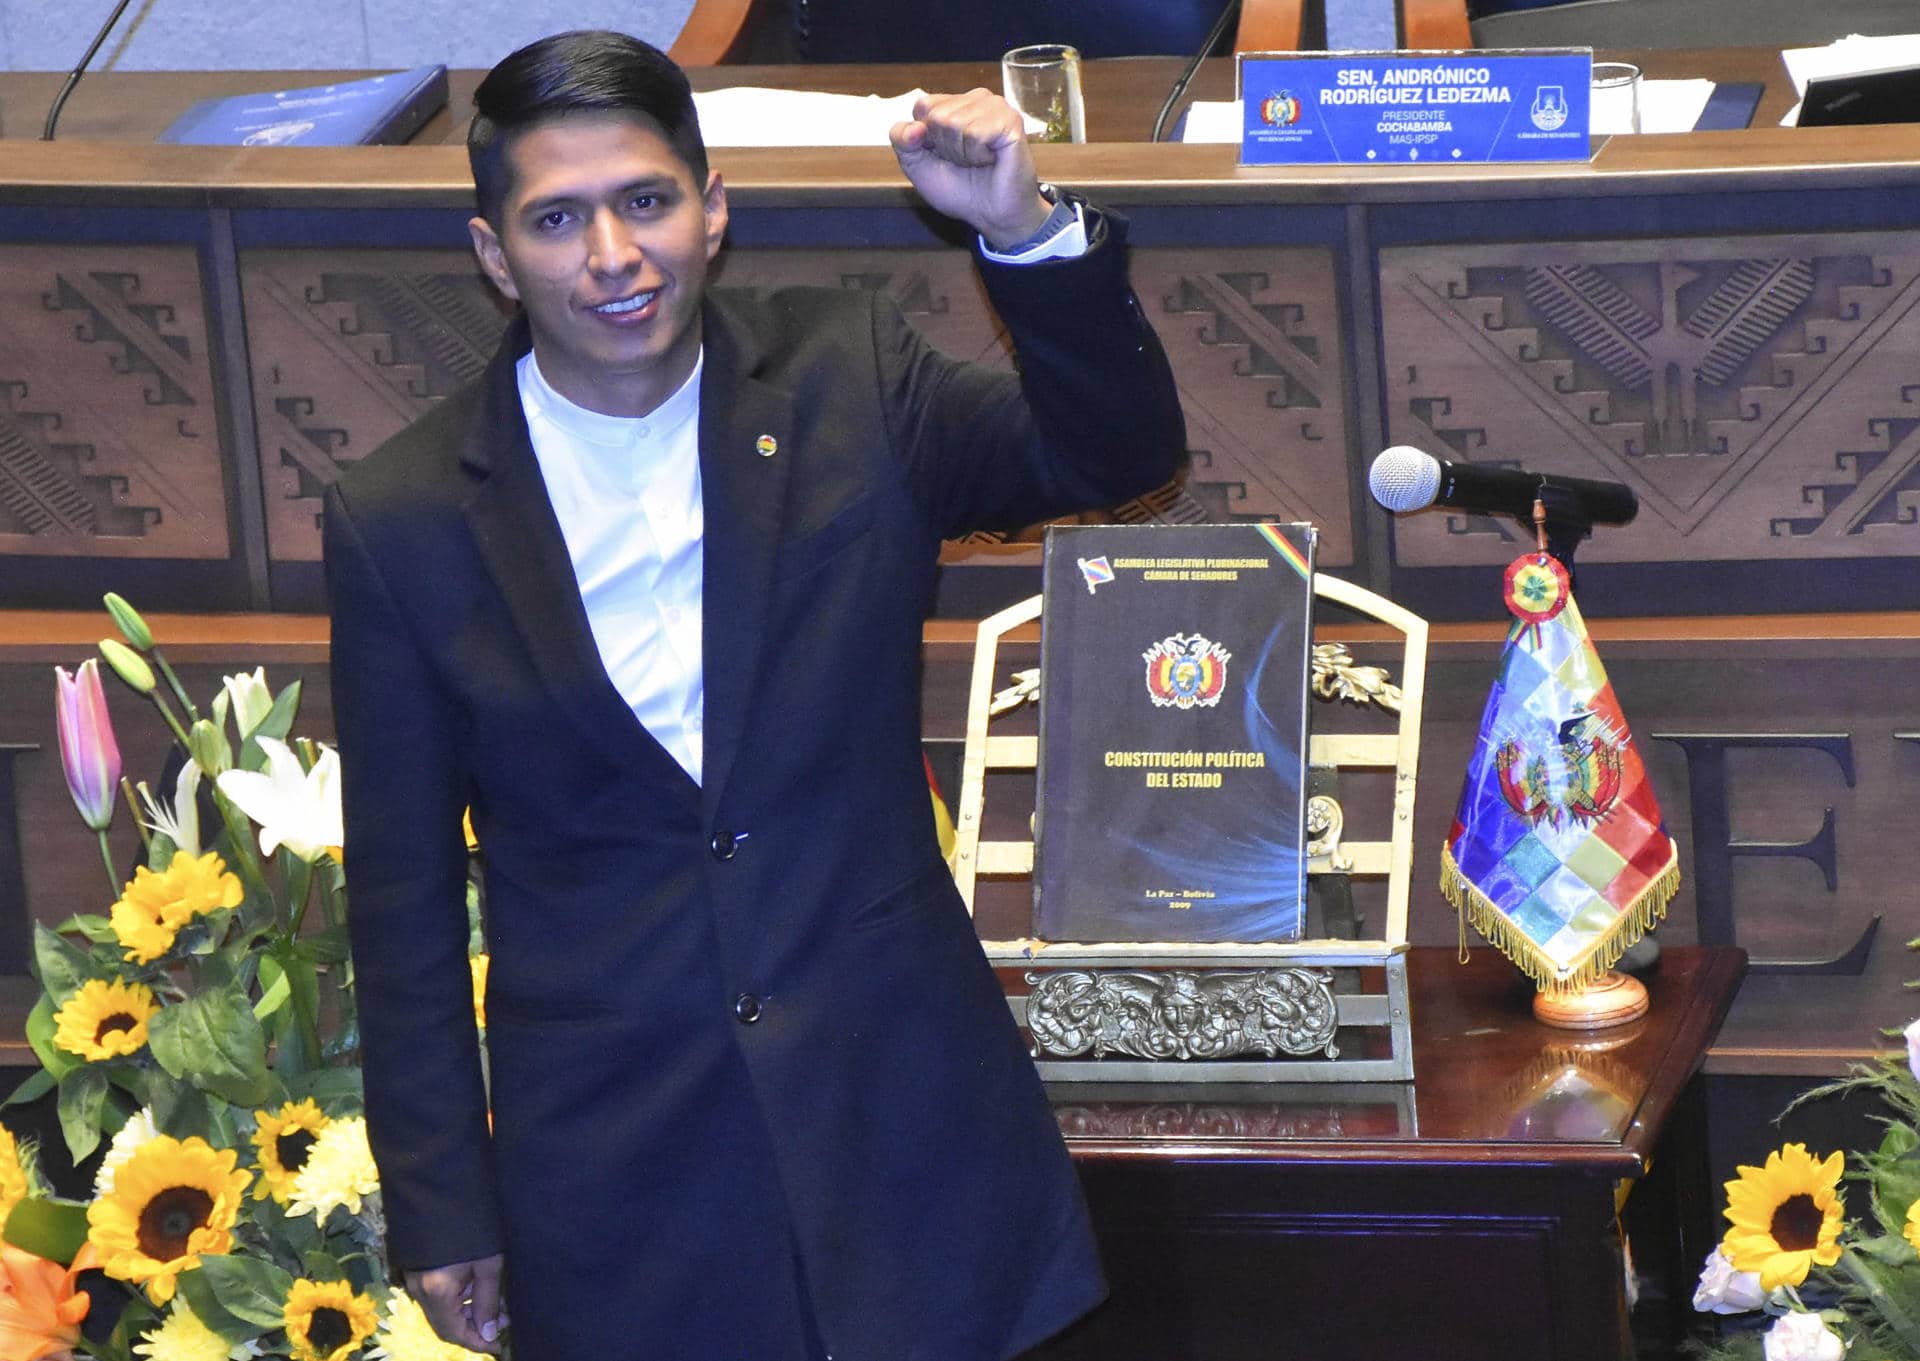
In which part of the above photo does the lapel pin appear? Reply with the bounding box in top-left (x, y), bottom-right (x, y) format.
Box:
top-left (755, 434), bottom-right (778, 458)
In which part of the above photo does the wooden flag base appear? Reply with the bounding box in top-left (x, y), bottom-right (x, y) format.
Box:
top-left (1532, 971), bottom-right (1649, 1030)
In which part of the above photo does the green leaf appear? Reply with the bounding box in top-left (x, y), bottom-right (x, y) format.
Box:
top-left (55, 1067), bottom-right (108, 1163)
top-left (148, 987), bottom-right (270, 1107)
top-left (2, 1197), bottom-right (90, 1264)
top-left (196, 1252), bottom-right (295, 1329)
top-left (2, 1069), bottom-right (53, 1108)
top-left (1871, 1124), bottom-right (1920, 1239)
top-left (52, 913), bottom-right (117, 944)
top-left (176, 1267), bottom-right (262, 1345)
top-left (31, 923), bottom-right (93, 1002)
top-left (291, 1068), bottom-right (364, 1110)
top-left (237, 680), bottom-right (303, 769)
top-left (295, 925), bottom-right (352, 965)
top-left (24, 996), bottom-right (80, 1082)
top-left (144, 830), bottom-right (179, 872)
top-left (1852, 1230), bottom-right (1918, 1265)
top-left (255, 955), bottom-right (292, 1020)
top-left (302, 1248), bottom-right (346, 1281)
top-left (147, 1074), bottom-right (213, 1140)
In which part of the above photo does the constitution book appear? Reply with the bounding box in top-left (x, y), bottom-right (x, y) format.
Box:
top-left (158, 65), bottom-right (448, 146)
top-left (1034, 523), bottom-right (1317, 943)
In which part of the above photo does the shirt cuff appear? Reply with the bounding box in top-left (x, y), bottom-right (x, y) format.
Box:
top-left (978, 195), bottom-right (1089, 265)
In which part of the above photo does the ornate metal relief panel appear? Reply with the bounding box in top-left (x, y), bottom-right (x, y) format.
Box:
top-left (1380, 234), bottom-right (1920, 567)
top-left (241, 249), bottom-right (508, 564)
top-left (709, 245), bottom-right (1354, 565)
top-left (0, 244), bottom-right (225, 560)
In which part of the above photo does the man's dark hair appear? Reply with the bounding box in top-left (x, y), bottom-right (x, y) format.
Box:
top-left (469, 30), bottom-right (709, 226)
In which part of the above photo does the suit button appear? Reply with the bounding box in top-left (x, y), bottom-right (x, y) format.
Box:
top-left (710, 829), bottom-right (737, 861)
top-left (734, 993), bottom-right (763, 1024)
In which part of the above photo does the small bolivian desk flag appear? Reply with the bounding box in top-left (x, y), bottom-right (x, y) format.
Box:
top-left (1440, 545), bottom-right (1680, 998)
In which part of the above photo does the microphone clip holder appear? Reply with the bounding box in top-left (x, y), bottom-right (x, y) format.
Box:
top-left (1523, 482), bottom-right (1600, 586)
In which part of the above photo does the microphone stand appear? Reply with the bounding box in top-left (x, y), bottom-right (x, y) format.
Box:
top-left (42, 0), bottom-right (139, 141)
top-left (1526, 481), bottom-right (1596, 592)
top-left (1151, 0), bottom-right (1242, 143)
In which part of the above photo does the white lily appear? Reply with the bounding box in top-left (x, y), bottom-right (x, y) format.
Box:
top-left (220, 666), bottom-right (274, 740)
top-left (136, 759), bottom-right (203, 858)
top-left (216, 737), bottom-right (342, 862)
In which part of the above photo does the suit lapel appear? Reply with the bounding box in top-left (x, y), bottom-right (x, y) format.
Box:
top-left (459, 319), bottom-right (674, 774)
top-left (697, 296), bottom-right (793, 817)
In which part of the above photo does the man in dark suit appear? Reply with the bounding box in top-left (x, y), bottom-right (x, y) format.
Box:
top-left (324, 29), bottom-right (1183, 1361)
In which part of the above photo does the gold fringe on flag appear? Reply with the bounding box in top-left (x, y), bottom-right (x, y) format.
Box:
top-left (1439, 839), bottom-right (1681, 994)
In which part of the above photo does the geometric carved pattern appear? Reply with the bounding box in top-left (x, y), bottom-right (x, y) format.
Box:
top-left (242, 249), bottom-right (509, 563)
top-left (1381, 234), bottom-right (1920, 565)
top-left (0, 244), bottom-right (225, 559)
top-left (711, 244), bottom-right (1352, 565)
top-left (1133, 247), bottom-right (1352, 566)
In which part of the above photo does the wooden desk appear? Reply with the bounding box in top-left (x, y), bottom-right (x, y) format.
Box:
top-left (1037, 946), bottom-right (1746, 1361)
top-left (0, 48), bottom-right (1790, 146)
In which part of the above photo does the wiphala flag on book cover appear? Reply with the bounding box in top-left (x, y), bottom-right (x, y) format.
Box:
top-left (1035, 523), bottom-right (1316, 943)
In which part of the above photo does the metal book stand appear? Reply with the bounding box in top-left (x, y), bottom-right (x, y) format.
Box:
top-left (951, 574), bottom-right (1428, 1083)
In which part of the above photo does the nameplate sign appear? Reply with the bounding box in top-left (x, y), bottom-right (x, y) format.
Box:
top-left (1239, 50), bottom-right (1592, 165)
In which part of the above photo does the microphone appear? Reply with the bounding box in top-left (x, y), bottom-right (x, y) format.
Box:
top-left (1368, 446), bottom-right (1638, 526)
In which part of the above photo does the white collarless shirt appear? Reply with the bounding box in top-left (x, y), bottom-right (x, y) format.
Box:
top-left (519, 350), bottom-right (707, 784)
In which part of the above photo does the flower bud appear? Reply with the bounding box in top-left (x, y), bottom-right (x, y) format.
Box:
top-left (97, 639), bottom-right (155, 695)
top-left (187, 718), bottom-right (233, 777)
top-left (221, 667), bottom-right (273, 740)
top-left (54, 659), bottom-right (121, 831)
top-left (102, 592), bottom-right (154, 651)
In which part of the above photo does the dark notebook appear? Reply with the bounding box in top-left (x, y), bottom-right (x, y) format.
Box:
top-left (159, 65), bottom-right (448, 146)
top-left (1034, 523), bottom-right (1316, 943)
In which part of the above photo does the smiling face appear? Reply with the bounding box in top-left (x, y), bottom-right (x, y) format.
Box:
top-left (468, 111), bottom-right (728, 418)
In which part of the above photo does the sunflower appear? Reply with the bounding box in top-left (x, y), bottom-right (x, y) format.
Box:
top-left (132, 1300), bottom-right (231, 1361)
top-left (1905, 1197), bottom-right (1920, 1257)
top-left (110, 850), bottom-right (243, 964)
top-left (367, 1289), bottom-right (490, 1361)
top-left (53, 977), bottom-right (159, 1061)
top-left (284, 1279), bottom-right (378, 1361)
top-left (86, 1135), bottom-right (250, 1304)
top-left (251, 1099), bottom-right (329, 1203)
top-left (469, 954), bottom-right (489, 1031)
top-left (1722, 1142), bottom-right (1846, 1289)
top-left (287, 1117), bottom-right (379, 1224)
top-left (0, 1242), bottom-right (91, 1361)
top-left (0, 1122), bottom-right (28, 1224)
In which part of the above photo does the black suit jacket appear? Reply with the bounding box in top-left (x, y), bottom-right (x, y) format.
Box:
top-left (323, 210), bottom-right (1185, 1360)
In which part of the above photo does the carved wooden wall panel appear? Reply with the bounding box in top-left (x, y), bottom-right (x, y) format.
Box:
top-left (0, 244), bottom-right (226, 564)
top-left (1133, 248), bottom-right (1353, 568)
top-left (1380, 234), bottom-right (1920, 568)
top-left (240, 248), bottom-right (508, 564)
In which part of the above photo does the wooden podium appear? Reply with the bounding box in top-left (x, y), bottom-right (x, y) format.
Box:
top-left (1033, 946), bottom-right (1746, 1361)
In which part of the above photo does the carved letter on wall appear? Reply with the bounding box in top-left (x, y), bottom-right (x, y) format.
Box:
top-left (1655, 733), bottom-right (1876, 974)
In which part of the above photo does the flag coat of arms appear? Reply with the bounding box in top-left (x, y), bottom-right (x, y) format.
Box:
top-left (1440, 553), bottom-right (1680, 992)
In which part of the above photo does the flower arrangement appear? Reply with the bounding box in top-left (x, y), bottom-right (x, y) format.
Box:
top-left (1, 597), bottom-right (489, 1361)
top-left (1692, 986), bottom-right (1920, 1361)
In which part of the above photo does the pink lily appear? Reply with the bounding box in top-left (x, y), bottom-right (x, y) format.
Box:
top-left (54, 659), bottom-right (120, 832)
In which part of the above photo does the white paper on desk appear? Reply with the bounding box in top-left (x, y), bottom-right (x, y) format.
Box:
top-left (1181, 80), bottom-right (1715, 142)
top-left (1778, 31), bottom-right (1920, 124)
top-left (692, 87), bottom-right (926, 146)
